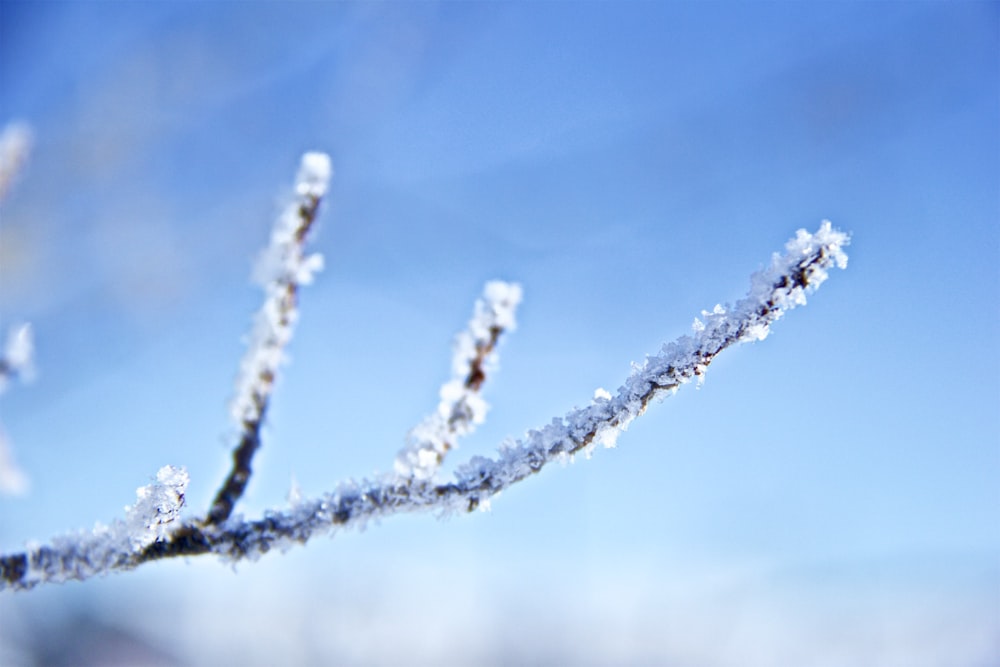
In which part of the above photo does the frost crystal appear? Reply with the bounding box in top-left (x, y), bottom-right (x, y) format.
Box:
top-left (296, 152), bottom-right (332, 198)
top-left (0, 323), bottom-right (34, 392)
top-left (210, 152), bottom-right (332, 525)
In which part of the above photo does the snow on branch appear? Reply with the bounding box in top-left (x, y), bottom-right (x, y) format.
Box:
top-left (0, 121), bottom-right (32, 201)
top-left (0, 432), bottom-right (29, 496)
top-left (0, 220), bottom-right (848, 591)
top-left (206, 152), bottom-right (332, 525)
top-left (395, 281), bottom-right (523, 480)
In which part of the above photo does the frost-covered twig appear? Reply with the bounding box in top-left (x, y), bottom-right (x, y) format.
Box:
top-left (0, 323), bottom-right (34, 392)
top-left (0, 222), bottom-right (848, 590)
top-left (0, 121), bottom-right (32, 201)
top-left (206, 153), bottom-right (332, 525)
top-left (0, 466), bottom-right (187, 588)
top-left (395, 281), bottom-right (522, 480)
top-left (0, 431), bottom-right (29, 496)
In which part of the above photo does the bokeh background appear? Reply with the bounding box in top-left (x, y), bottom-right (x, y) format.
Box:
top-left (1, 2), bottom-right (997, 665)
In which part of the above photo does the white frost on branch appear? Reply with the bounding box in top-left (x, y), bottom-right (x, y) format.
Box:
top-left (395, 281), bottom-right (523, 480)
top-left (0, 324), bottom-right (35, 495)
top-left (11, 466), bottom-right (187, 588)
top-left (0, 221), bottom-right (848, 590)
top-left (230, 152), bottom-right (332, 427)
top-left (0, 323), bottom-right (34, 392)
top-left (124, 465), bottom-right (190, 549)
top-left (0, 121), bottom-right (35, 496)
top-left (445, 221), bottom-right (850, 486)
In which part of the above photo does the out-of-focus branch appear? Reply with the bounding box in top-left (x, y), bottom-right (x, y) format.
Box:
top-left (0, 324), bottom-right (33, 391)
top-left (395, 281), bottom-right (522, 480)
top-left (0, 119), bottom-right (35, 496)
top-left (0, 431), bottom-right (29, 496)
top-left (0, 222), bottom-right (849, 590)
top-left (205, 153), bottom-right (332, 526)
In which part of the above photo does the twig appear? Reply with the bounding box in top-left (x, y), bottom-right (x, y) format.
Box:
top-left (206, 152), bottom-right (332, 525)
top-left (0, 121), bottom-right (32, 201)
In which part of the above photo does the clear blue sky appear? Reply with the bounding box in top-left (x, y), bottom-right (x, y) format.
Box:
top-left (1, 2), bottom-right (997, 664)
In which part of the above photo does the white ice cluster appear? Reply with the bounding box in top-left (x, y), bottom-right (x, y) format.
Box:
top-left (0, 431), bottom-right (29, 495)
top-left (12, 466), bottom-right (187, 588)
top-left (231, 152), bottom-right (332, 426)
top-left (124, 465), bottom-right (190, 549)
top-left (395, 281), bottom-right (523, 480)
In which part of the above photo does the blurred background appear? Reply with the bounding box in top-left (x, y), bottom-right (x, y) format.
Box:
top-left (1, 2), bottom-right (997, 665)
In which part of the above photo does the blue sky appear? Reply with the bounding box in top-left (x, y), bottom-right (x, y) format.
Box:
top-left (1, 2), bottom-right (998, 664)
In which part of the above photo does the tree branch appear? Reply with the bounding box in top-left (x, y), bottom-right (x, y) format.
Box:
top-left (205, 153), bottom-right (332, 526)
top-left (0, 323), bottom-right (34, 495)
top-left (0, 220), bottom-right (848, 591)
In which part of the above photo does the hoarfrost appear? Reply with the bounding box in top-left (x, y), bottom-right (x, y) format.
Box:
top-left (296, 152), bottom-right (332, 198)
top-left (124, 466), bottom-right (189, 549)
top-left (210, 151), bottom-right (332, 526)
top-left (0, 121), bottom-right (32, 200)
top-left (0, 222), bottom-right (848, 590)
top-left (8, 465), bottom-right (187, 588)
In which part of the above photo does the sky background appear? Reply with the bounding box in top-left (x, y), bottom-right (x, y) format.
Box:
top-left (1, 2), bottom-right (998, 665)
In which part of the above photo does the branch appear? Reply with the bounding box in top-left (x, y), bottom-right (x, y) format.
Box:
top-left (0, 221), bottom-right (848, 591)
top-left (395, 281), bottom-right (523, 480)
top-left (0, 323), bottom-right (35, 495)
top-left (205, 153), bottom-right (332, 525)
